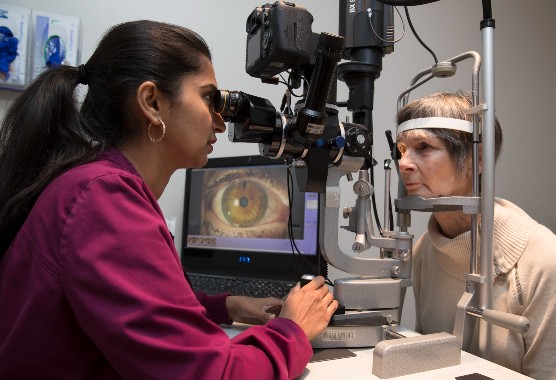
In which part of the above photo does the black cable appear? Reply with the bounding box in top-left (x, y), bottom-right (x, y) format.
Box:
top-left (482, 0), bottom-right (492, 20)
top-left (369, 166), bottom-right (383, 235)
top-left (286, 167), bottom-right (333, 287)
top-left (384, 131), bottom-right (398, 232)
top-left (404, 6), bottom-right (438, 64)
top-left (388, 190), bottom-right (394, 230)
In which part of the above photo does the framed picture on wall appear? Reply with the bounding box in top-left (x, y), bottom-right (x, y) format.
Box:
top-left (31, 10), bottom-right (80, 79)
top-left (0, 4), bottom-right (31, 90)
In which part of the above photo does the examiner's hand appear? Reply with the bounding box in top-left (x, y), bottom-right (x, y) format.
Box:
top-left (226, 295), bottom-right (284, 325)
top-left (280, 276), bottom-right (337, 341)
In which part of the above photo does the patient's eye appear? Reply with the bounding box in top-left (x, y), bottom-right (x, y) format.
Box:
top-left (417, 142), bottom-right (431, 151)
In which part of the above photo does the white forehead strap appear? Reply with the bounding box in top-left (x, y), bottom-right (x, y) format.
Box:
top-left (396, 117), bottom-right (473, 136)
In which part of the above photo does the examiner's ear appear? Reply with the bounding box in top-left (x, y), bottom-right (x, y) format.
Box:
top-left (136, 81), bottom-right (162, 126)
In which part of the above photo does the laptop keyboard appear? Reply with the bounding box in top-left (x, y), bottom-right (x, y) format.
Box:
top-left (188, 273), bottom-right (296, 299)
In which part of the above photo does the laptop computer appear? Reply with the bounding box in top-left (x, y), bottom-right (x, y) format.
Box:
top-left (181, 155), bottom-right (326, 299)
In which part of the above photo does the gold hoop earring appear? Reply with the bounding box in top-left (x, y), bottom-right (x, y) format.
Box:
top-left (148, 118), bottom-right (166, 142)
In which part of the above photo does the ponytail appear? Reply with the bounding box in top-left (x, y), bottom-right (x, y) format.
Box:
top-left (0, 65), bottom-right (98, 258)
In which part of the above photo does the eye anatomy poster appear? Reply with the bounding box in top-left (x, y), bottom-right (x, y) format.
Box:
top-left (0, 4), bottom-right (30, 89)
top-left (32, 10), bottom-right (79, 79)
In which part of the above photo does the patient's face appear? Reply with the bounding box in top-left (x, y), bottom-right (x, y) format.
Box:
top-left (397, 130), bottom-right (472, 198)
top-left (199, 167), bottom-right (290, 238)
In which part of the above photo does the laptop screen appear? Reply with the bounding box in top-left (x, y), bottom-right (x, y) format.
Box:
top-left (181, 155), bottom-right (324, 282)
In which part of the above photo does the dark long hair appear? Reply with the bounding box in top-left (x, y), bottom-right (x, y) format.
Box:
top-left (0, 20), bottom-right (212, 259)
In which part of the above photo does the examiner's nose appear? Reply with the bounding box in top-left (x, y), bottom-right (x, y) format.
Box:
top-left (212, 111), bottom-right (226, 133)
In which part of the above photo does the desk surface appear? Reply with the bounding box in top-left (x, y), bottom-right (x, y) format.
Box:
top-left (223, 324), bottom-right (532, 380)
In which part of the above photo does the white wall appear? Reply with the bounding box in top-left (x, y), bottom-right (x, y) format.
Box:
top-left (2, 0), bottom-right (555, 330)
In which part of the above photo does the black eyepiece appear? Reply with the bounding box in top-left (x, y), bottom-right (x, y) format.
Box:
top-left (212, 90), bottom-right (228, 114)
top-left (212, 90), bottom-right (246, 120)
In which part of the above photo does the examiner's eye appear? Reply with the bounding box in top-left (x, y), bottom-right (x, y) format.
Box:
top-left (203, 92), bottom-right (214, 104)
top-left (203, 89), bottom-right (219, 106)
top-left (200, 168), bottom-right (290, 238)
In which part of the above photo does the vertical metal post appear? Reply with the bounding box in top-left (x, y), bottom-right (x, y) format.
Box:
top-left (478, 16), bottom-right (495, 359)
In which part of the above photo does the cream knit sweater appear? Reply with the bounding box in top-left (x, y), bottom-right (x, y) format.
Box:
top-left (412, 198), bottom-right (556, 380)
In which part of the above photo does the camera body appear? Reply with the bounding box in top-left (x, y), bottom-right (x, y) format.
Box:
top-left (221, 1), bottom-right (394, 192)
top-left (246, 1), bottom-right (314, 78)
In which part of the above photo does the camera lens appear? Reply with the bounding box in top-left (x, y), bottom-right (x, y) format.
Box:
top-left (212, 90), bottom-right (245, 120)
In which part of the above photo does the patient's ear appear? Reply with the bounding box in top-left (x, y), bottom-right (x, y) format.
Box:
top-left (464, 144), bottom-right (481, 180)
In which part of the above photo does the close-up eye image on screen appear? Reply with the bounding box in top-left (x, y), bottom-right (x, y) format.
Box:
top-left (199, 166), bottom-right (290, 239)
top-left (181, 155), bottom-right (324, 299)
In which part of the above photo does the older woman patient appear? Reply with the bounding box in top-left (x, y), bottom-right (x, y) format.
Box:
top-left (396, 91), bottom-right (556, 380)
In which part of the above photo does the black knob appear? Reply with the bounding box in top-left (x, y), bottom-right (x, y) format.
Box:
top-left (300, 274), bottom-right (315, 287)
top-left (345, 128), bottom-right (369, 155)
